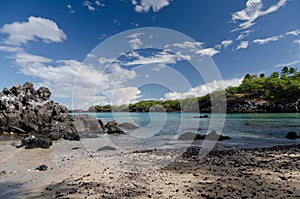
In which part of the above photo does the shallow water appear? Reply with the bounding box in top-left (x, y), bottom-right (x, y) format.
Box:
top-left (73, 112), bottom-right (300, 150)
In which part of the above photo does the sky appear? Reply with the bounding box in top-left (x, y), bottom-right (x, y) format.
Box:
top-left (0, 0), bottom-right (300, 109)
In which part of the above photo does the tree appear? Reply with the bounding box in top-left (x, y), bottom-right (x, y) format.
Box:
top-left (281, 66), bottom-right (289, 77)
top-left (271, 72), bottom-right (279, 79)
top-left (288, 67), bottom-right (297, 76)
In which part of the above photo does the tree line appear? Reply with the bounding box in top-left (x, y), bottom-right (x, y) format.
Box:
top-left (88, 67), bottom-right (300, 112)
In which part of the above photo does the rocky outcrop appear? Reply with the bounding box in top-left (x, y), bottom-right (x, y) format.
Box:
top-left (178, 130), bottom-right (230, 141)
top-left (0, 83), bottom-right (79, 148)
top-left (226, 98), bottom-right (300, 113)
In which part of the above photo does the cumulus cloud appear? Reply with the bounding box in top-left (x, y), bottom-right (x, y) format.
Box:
top-left (0, 16), bottom-right (67, 45)
top-left (83, 1), bottom-right (96, 11)
top-left (253, 35), bottom-right (284, 45)
top-left (104, 87), bottom-right (141, 105)
top-left (196, 48), bottom-right (219, 57)
top-left (236, 41), bottom-right (249, 50)
top-left (232, 0), bottom-right (287, 30)
top-left (164, 78), bottom-right (243, 100)
top-left (132, 0), bottom-right (171, 13)
top-left (4, 47), bottom-right (138, 108)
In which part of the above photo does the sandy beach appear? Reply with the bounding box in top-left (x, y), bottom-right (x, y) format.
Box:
top-left (0, 139), bottom-right (299, 199)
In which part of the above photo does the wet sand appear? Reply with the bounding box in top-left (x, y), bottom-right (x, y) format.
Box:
top-left (0, 140), bottom-right (299, 198)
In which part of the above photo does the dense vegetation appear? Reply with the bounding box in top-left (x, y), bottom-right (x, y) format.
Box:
top-left (226, 66), bottom-right (300, 101)
top-left (88, 67), bottom-right (300, 112)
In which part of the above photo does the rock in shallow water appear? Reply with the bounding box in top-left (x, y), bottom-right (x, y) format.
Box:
top-left (285, 132), bottom-right (299, 139)
top-left (178, 130), bottom-right (230, 141)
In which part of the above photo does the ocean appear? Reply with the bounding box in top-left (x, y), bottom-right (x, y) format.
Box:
top-left (75, 112), bottom-right (300, 152)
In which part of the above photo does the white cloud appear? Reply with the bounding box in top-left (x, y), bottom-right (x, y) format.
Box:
top-left (274, 60), bottom-right (300, 68)
top-left (98, 57), bottom-right (117, 65)
top-left (286, 29), bottom-right (300, 36)
top-left (221, 40), bottom-right (233, 48)
top-left (83, 1), bottom-right (96, 11)
top-left (95, 0), bottom-right (105, 7)
top-left (14, 52), bottom-right (53, 64)
top-left (127, 32), bottom-right (144, 49)
top-left (294, 40), bottom-right (300, 45)
top-left (4, 47), bottom-right (139, 108)
top-left (253, 35), bottom-right (284, 45)
top-left (164, 78), bottom-right (243, 100)
top-left (67, 4), bottom-right (75, 14)
top-left (132, 0), bottom-right (171, 13)
top-left (237, 30), bottom-right (253, 40)
top-left (124, 51), bottom-right (175, 65)
top-left (232, 0), bottom-right (287, 30)
top-left (0, 46), bottom-right (23, 53)
top-left (122, 50), bottom-right (190, 71)
top-left (236, 41), bottom-right (249, 50)
top-left (0, 16), bottom-right (67, 45)
top-left (87, 53), bottom-right (95, 58)
top-left (173, 41), bottom-right (203, 50)
top-left (196, 48), bottom-right (219, 57)
top-left (104, 87), bottom-right (141, 105)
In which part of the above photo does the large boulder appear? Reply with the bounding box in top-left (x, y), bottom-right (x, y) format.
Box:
top-left (74, 114), bottom-right (104, 138)
top-left (0, 82), bottom-right (79, 148)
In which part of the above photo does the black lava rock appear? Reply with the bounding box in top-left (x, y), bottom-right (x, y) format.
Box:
top-left (285, 132), bottom-right (299, 139)
top-left (0, 82), bottom-right (79, 149)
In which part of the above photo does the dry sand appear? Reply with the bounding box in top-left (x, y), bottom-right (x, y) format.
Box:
top-left (0, 139), bottom-right (299, 199)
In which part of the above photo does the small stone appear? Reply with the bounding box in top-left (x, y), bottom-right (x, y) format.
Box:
top-left (36, 164), bottom-right (48, 171)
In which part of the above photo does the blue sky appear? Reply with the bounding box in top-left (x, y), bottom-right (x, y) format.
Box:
top-left (0, 0), bottom-right (300, 109)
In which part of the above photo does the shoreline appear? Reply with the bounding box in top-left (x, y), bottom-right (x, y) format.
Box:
top-left (1, 140), bottom-right (299, 198)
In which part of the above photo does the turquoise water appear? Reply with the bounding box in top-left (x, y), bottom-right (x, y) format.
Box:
top-left (76, 112), bottom-right (300, 149)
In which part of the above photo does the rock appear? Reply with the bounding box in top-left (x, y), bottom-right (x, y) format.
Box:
top-left (178, 130), bottom-right (230, 141)
top-left (206, 130), bottom-right (230, 141)
top-left (194, 114), bottom-right (209, 118)
top-left (0, 170), bottom-right (7, 176)
top-left (36, 164), bottom-right (48, 171)
top-left (0, 83), bottom-right (79, 149)
top-left (97, 146), bottom-right (116, 151)
top-left (104, 120), bottom-right (124, 134)
top-left (8, 126), bottom-right (26, 135)
top-left (37, 87), bottom-right (51, 100)
top-left (178, 132), bottom-right (205, 141)
top-left (19, 134), bottom-right (52, 149)
top-left (118, 122), bottom-right (138, 130)
top-left (74, 114), bottom-right (104, 138)
top-left (285, 132), bottom-right (299, 139)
